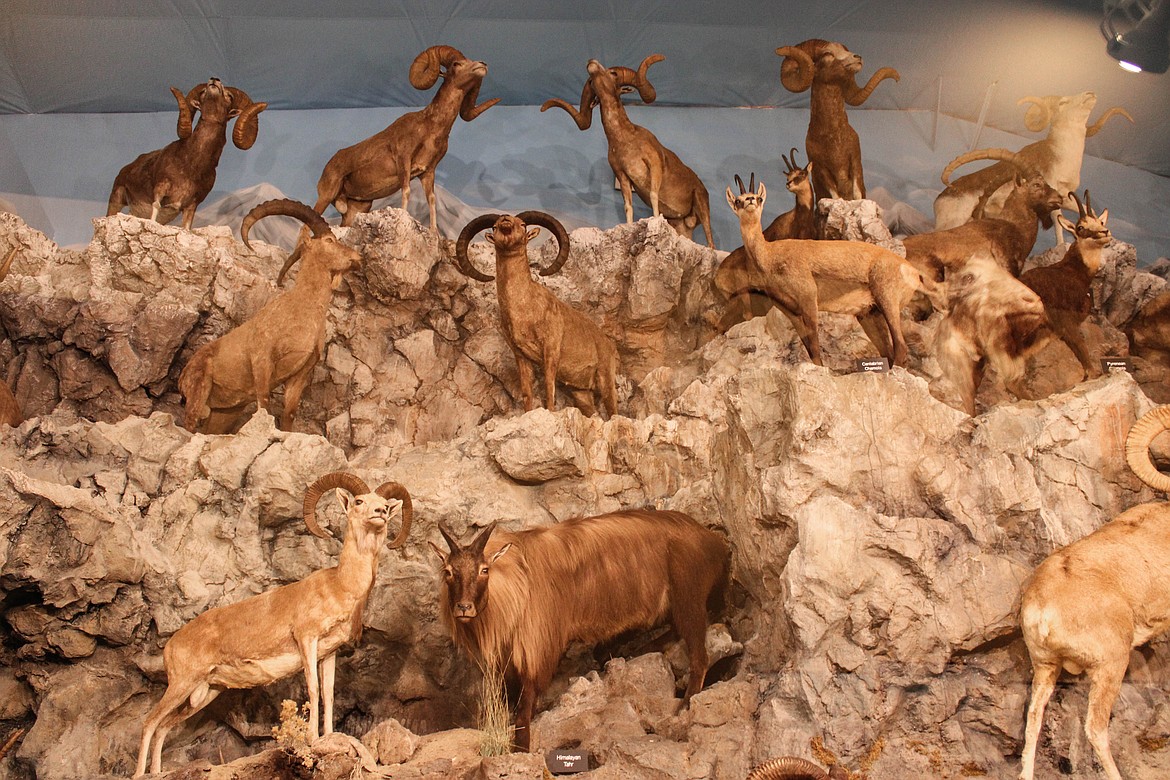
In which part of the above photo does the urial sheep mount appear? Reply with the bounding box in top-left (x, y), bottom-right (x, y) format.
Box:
top-left (107, 78), bottom-right (266, 230)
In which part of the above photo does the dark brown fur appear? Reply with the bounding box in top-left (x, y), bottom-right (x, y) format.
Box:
top-left (434, 509), bottom-right (729, 752)
top-left (776, 40), bottom-right (899, 200)
top-left (107, 79), bottom-right (265, 230)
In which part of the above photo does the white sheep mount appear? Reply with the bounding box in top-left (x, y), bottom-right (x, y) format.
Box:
top-left (134, 472), bottom-right (412, 776)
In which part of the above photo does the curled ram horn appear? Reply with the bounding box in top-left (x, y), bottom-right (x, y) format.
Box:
top-left (1085, 106), bottom-right (1134, 137)
top-left (775, 40), bottom-right (821, 93)
top-left (173, 84), bottom-right (206, 140)
top-left (940, 147), bottom-right (1024, 186)
top-left (409, 45), bottom-right (466, 90)
top-left (240, 198), bottom-right (334, 286)
top-left (454, 213), bottom-right (504, 282)
top-left (226, 87), bottom-right (267, 150)
top-left (541, 76), bottom-right (599, 130)
top-left (302, 472), bottom-right (371, 539)
top-left (375, 481), bottom-right (413, 549)
top-left (845, 64), bottom-right (900, 107)
top-left (515, 210), bottom-right (571, 276)
top-left (1125, 405), bottom-right (1170, 494)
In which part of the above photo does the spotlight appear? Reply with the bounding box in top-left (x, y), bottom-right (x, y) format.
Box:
top-left (1101, 0), bottom-right (1170, 73)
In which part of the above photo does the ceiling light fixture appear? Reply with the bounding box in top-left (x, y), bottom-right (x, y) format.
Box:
top-left (1101, 0), bottom-right (1170, 73)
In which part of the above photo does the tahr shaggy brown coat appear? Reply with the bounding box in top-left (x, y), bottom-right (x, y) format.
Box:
top-left (434, 509), bottom-right (729, 752)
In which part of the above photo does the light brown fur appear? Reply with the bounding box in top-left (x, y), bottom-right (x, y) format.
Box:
top-left (725, 177), bottom-right (924, 367)
top-left (434, 509), bottom-right (729, 752)
top-left (178, 199), bottom-right (359, 434)
top-left (935, 254), bottom-right (1054, 416)
top-left (454, 212), bottom-right (618, 417)
top-left (1018, 405), bottom-right (1170, 780)
top-left (542, 56), bottom-right (713, 246)
top-left (715, 158), bottom-right (818, 332)
top-left (312, 46), bottom-right (498, 234)
top-left (135, 474), bottom-right (412, 776)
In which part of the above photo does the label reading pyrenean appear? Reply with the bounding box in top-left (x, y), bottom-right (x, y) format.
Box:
top-left (1100, 357), bottom-right (1133, 373)
top-left (854, 357), bottom-right (890, 373)
top-left (546, 749), bottom-right (590, 773)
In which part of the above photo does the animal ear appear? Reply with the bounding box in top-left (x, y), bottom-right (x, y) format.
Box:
top-left (337, 489), bottom-right (353, 514)
top-left (805, 161), bottom-right (814, 174)
top-left (490, 543), bottom-right (512, 563)
top-left (526, 226), bottom-right (540, 242)
top-left (428, 540), bottom-right (448, 562)
top-left (758, 182), bottom-right (767, 204)
top-left (1056, 214), bottom-right (1076, 233)
top-left (1099, 208), bottom-right (1109, 224)
top-left (484, 231), bottom-right (497, 246)
top-left (725, 187), bottom-right (737, 209)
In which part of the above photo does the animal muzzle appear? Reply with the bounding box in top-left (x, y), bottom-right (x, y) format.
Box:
top-left (454, 602), bottom-right (477, 621)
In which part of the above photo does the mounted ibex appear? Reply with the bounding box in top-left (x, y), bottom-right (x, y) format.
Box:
top-left (1020, 190), bottom-right (1111, 379)
top-left (107, 78), bottom-right (266, 230)
top-left (715, 149), bottom-right (818, 331)
top-left (454, 211), bottom-right (619, 417)
top-left (0, 248), bottom-right (21, 427)
top-left (433, 509), bottom-right (728, 752)
top-left (541, 55), bottom-right (713, 246)
top-left (1018, 404), bottom-right (1170, 780)
top-left (312, 45), bottom-right (499, 234)
top-left (179, 199), bottom-right (360, 434)
top-left (776, 40), bottom-right (900, 200)
top-left (135, 473), bottom-right (413, 776)
top-left (934, 91), bottom-right (1132, 241)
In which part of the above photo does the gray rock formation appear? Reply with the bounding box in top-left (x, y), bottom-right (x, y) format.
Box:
top-left (2, 207), bottom-right (1169, 780)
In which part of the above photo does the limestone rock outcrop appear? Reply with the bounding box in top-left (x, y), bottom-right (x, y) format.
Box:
top-left (2, 206), bottom-right (1169, 780)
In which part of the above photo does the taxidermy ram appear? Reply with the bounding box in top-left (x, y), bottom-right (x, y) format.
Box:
top-left (106, 78), bottom-right (266, 230)
top-left (776, 39), bottom-right (899, 200)
top-left (541, 55), bottom-right (713, 246)
top-left (312, 45), bottom-right (499, 234)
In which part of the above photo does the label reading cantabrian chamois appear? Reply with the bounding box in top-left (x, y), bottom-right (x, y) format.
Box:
top-left (854, 357), bottom-right (890, 373)
top-left (546, 749), bottom-right (590, 773)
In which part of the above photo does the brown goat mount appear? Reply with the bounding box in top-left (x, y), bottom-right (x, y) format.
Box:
top-left (0, 247), bottom-right (22, 427)
top-left (1018, 406), bottom-right (1170, 780)
top-left (107, 78), bottom-right (266, 230)
top-left (903, 159), bottom-right (1064, 283)
top-left (541, 55), bottom-right (714, 246)
top-left (135, 473), bottom-right (413, 776)
top-left (178, 199), bottom-right (360, 434)
top-left (934, 91), bottom-right (1132, 240)
top-left (714, 153), bottom-right (818, 332)
top-left (776, 40), bottom-right (899, 201)
top-left (1019, 190), bottom-right (1111, 380)
top-left (312, 45), bottom-right (499, 235)
top-left (454, 211), bottom-right (619, 417)
top-left (433, 510), bottom-right (729, 752)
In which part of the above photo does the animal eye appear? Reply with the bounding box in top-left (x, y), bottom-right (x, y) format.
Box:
top-left (480, 566), bottom-right (490, 576)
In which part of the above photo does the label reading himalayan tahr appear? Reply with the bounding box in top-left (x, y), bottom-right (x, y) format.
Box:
top-left (854, 357), bottom-right (890, 373)
top-left (1100, 357), bottom-right (1133, 373)
top-left (547, 749), bottom-right (590, 774)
